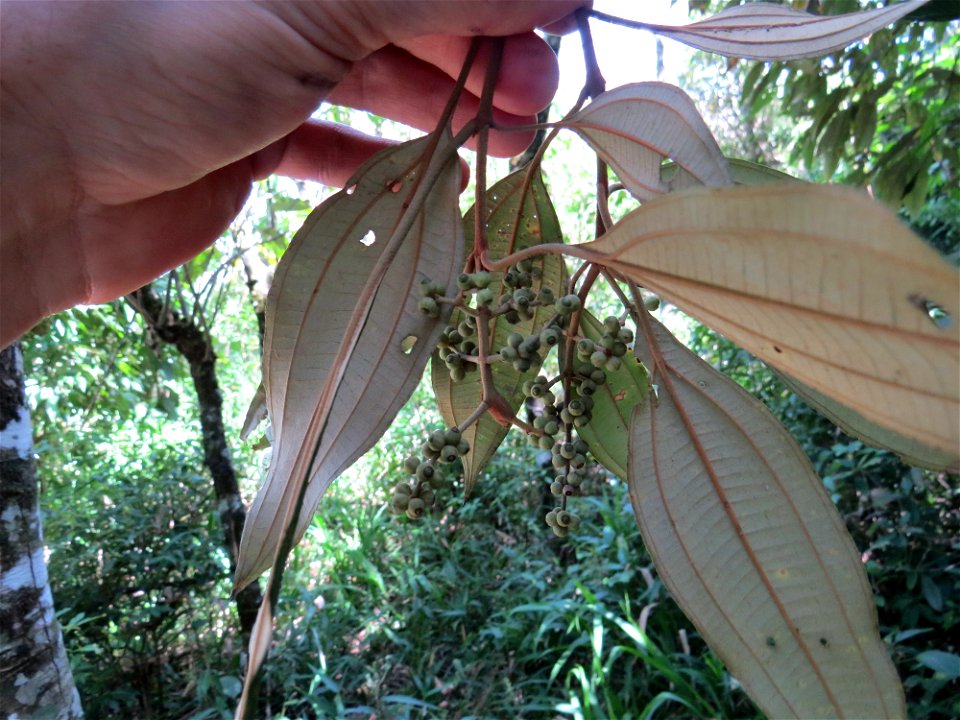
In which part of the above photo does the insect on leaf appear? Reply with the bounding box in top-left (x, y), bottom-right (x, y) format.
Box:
top-left (564, 82), bottom-right (732, 201)
top-left (235, 135), bottom-right (464, 593)
top-left (572, 310), bottom-right (649, 480)
top-left (643, 0), bottom-right (929, 61)
top-left (589, 184), bottom-right (960, 455)
top-left (432, 169), bottom-right (564, 496)
top-left (628, 312), bottom-right (906, 719)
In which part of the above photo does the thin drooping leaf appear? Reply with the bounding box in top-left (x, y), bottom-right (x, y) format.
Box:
top-left (634, 0), bottom-right (929, 61)
top-left (589, 184), bottom-right (960, 455)
top-left (235, 137), bottom-right (463, 592)
top-left (661, 157), bottom-right (800, 192)
top-left (778, 371), bottom-right (958, 472)
top-left (629, 312), bottom-right (906, 719)
top-left (563, 82), bottom-right (732, 201)
top-left (572, 310), bottom-right (649, 480)
top-left (432, 169), bottom-right (565, 496)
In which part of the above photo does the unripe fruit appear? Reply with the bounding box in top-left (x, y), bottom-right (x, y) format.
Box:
top-left (421, 442), bottom-right (440, 459)
top-left (499, 345), bottom-right (518, 361)
top-left (403, 456), bottom-right (420, 475)
top-left (550, 481), bottom-right (564, 496)
top-left (457, 273), bottom-right (474, 290)
top-left (579, 379), bottom-right (597, 396)
top-left (419, 489), bottom-right (435, 507)
top-left (439, 445), bottom-right (459, 463)
top-left (457, 321), bottom-right (474, 338)
top-left (570, 454), bottom-right (586, 469)
top-left (446, 329), bottom-right (464, 345)
top-left (568, 514), bottom-right (582, 530)
top-left (605, 356), bottom-right (622, 372)
top-left (560, 442), bottom-right (576, 459)
top-left (575, 439), bottom-right (590, 455)
top-left (539, 435), bottom-right (554, 450)
top-left (611, 341), bottom-right (627, 357)
top-left (503, 270), bottom-right (519, 287)
top-left (562, 484), bottom-right (576, 496)
top-left (472, 272), bottom-right (493, 289)
top-left (444, 352), bottom-right (463, 368)
top-left (543, 420), bottom-right (560, 437)
top-left (392, 495), bottom-right (410, 512)
top-left (567, 399), bottom-right (585, 417)
top-left (603, 316), bottom-right (621, 333)
top-left (644, 295), bottom-right (661, 311)
top-left (618, 327), bottom-right (634, 344)
top-left (552, 525), bottom-right (569, 538)
top-left (507, 332), bottom-right (524, 349)
top-left (590, 350), bottom-right (608, 368)
top-left (590, 369), bottom-right (607, 385)
top-left (542, 390), bottom-right (556, 406)
top-left (449, 367), bottom-right (466, 382)
top-left (406, 498), bottom-right (426, 519)
top-left (505, 310), bottom-right (521, 324)
top-left (540, 327), bottom-right (562, 347)
top-left (476, 288), bottom-right (495, 306)
top-left (416, 462), bottom-right (436, 482)
top-left (556, 510), bottom-right (572, 527)
top-left (573, 414), bottom-right (591, 428)
top-left (560, 408), bottom-right (574, 425)
top-left (537, 287), bottom-right (555, 304)
top-left (393, 482), bottom-right (413, 497)
top-left (444, 428), bottom-right (461, 446)
top-left (418, 297), bottom-right (439, 318)
top-left (545, 509), bottom-right (559, 527)
top-left (513, 358), bottom-right (532, 372)
top-left (457, 439), bottom-right (470, 456)
top-left (460, 340), bottom-right (477, 355)
top-left (576, 339), bottom-right (595, 357)
top-left (429, 430), bottom-right (446, 451)
top-left (566, 471), bottom-right (583, 487)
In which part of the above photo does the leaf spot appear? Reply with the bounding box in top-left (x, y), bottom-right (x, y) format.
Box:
top-left (766, 636), bottom-right (777, 648)
top-left (400, 335), bottom-right (418, 354)
top-left (359, 229), bottom-right (376, 247)
top-left (908, 293), bottom-right (952, 329)
top-left (386, 179), bottom-right (403, 193)
top-left (819, 637), bottom-right (829, 647)
top-left (773, 345), bottom-right (783, 353)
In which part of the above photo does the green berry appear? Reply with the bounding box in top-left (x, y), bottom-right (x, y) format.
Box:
top-left (644, 295), bottom-right (661, 311)
top-left (552, 525), bottom-right (569, 538)
top-left (560, 442), bottom-right (576, 460)
top-left (537, 287), bottom-right (555, 304)
top-left (428, 430), bottom-right (446, 451)
top-left (543, 420), bottom-right (560, 436)
top-left (392, 495), bottom-right (410, 512)
top-left (575, 439), bottom-right (589, 454)
top-left (476, 288), bottom-right (495, 306)
top-left (416, 462), bottom-right (436, 482)
top-left (573, 414), bottom-right (591, 428)
top-left (568, 514), bottom-right (581, 530)
top-left (579, 379), bottom-right (597, 396)
top-left (406, 498), bottom-right (426, 519)
top-left (538, 435), bottom-right (554, 450)
top-left (603, 316), bottom-right (621, 333)
top-left (472, 272), bottom-right (493, 289)
top-left (618, 327), bottom-right (634, 344)
top-left (403, 456), bottom-right (420, 475)
top-left (507, 332), bottom-right (524, 349)
top-left (562, 484), bottom-right (576, 497)
top-left (540, 326), bottom-right (562, 347)
top-left (456, 439), bottom-right (470, 456)
top-left (457, 321), bottom-right (474, 338)
top-left (568, 399), bottom-right (585, 417)
top-left (444, 428), bottom-right (462, 446)
top-left (419, 489), bottom-right (435, 507)
top-left (550, 481), bottom-right (564, 496)
top-left (418, 297), bottom-right (439, 318)
top-left (556, 510), bottom-right (572, 528)
top-left (393, 482), bottom-right (413, 497)
top-left (439, 445), bottom-right (459, 463)
top-left (576, 339), bottom-right (595, 357)
top-left (590, 369), bottom-right (607, 385)
top-left (457, 273), bottom-right (474, 290)
top-left (545, 509), bottom-right (559, 527)
top-left (449, 366), bottom-right (466, 381)
top-left (560, 408), bottom-right (574, 424)
top-left (513, 357), bottom-right (532, 372)
top-left (499, 345), bottom-right (518, 361)
top-left (611, 341), bottom-right (627, 358)
top-left (566, 471), bottom-right (583, 487)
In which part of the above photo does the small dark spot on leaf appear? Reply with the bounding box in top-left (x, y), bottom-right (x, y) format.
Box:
top-left (766, 636), bottom-right (776, 647)
top-left (400, 335), bottom-right (418, 354)
top-left (773, 346), bottom-right (782, 353)
top-left (819, 637), bottom-right (829, 647)
top-left (908, 293), bottom-right (952, 329)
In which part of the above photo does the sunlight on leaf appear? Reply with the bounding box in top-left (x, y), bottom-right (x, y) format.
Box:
top-left (629, 313), bottom-right (906, 719)
top-left (432, 169), bottom-right (565, 496)
top-left (564, 82), bottom-right (732, 201)
top-left (661, 157), bottom-right (800, 192)
top-left (590, 184), bottom-right (960, 455)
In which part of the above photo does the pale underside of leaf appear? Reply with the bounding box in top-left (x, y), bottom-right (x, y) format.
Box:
top-left (629, 313), bottom-right (906, 719)
top-left (646, 0), bottom-right (929, 61)
top-left (778, 370), bottom-right (958, 472)
top-left (240, 382), bottom-right (267, 441)
top-left (564, 82), bottom-right (732, 201)
top-left (573, 310), bottom-right (649, 480)
top-left (432, 169), bottom-right (565, 496)
top-left (589, 183), bottom-right (960, 455)
top-left (236, 137), bottom-right (463, 591)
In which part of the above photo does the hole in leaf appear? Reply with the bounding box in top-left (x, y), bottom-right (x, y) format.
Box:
top-left (387, 179), bottom-right (403, 193)
top-left (345, 184), bottom-right (357, 195)
top-left (400, 335), bottom-right (418, 354)
top-left (359, 230), bottom-right (376, 247)
top-left (908, 293), bottom-right (952, 329)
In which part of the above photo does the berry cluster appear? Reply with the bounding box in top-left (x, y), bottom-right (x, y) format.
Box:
top-left (391, 428), bottom-right (469, 520)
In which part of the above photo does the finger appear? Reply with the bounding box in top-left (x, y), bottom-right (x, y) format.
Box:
top-left (395, 32), bottom-right (560, 117)
top-left (327, 45), bottom-right (538, 157)
top-left (251, 120), bottom-right (469, 189)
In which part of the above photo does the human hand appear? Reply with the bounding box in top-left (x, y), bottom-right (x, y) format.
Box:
top-left (0, 0), bottom-right (584, 347)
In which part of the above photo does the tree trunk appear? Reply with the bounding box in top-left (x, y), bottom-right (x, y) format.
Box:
top-left (0, 343), bottom-right (83, 719)
top-left (127, 287), bottom-right (262, 637)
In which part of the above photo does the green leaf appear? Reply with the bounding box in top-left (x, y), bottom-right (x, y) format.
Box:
top-left (572, 310), bottom-right (649, 480)
top-left (431, 169), bottom-right (564, 496)
top-left (916, 650), bottom-right (960, 680)
top-left (629, 312), bottom-right (906, 719)
top-left (589, 184), bottom-right (960, 456)
top-left (920, 575), bottom-right (944, 612)
top-left (660, 157), bottom-right (801, 192)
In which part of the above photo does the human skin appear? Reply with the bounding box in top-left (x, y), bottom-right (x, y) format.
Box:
top-left (0, 0), bottom-right (584, 347)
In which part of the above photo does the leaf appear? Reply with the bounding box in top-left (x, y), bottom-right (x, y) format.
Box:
top-left (643, 0), bottom-right (929, 61)
top-left (660, 157), bottom-right (800, 192)
top-left (563, 82), bottom-right (732, 201)
top-left (240, 382), bottom-right (267, 441)
top-left (777, 371), bottom-right (958, 472)
top-left (588, 184), bottom-right (960, 455)
top-left (628, 312), bottom-right (906, 719)
top-left (572, 310), bottom-right (650, 480)
top-left (236, 136), bottom-right (463, 592)
top-left (920, 575), bottom-right (944, 612)
top-left (431, 169), bottom-right (564, 496)
top-left (916, 650), bottom-right (960, 679)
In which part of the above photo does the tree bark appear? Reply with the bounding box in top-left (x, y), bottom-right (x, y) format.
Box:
top-left (0, 343), bottom-right (83, 719)
top-left (127, 287), bottom-right (262, 637)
